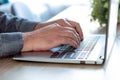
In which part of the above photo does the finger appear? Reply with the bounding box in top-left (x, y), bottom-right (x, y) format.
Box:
top-left (66, 19), bottom-right (84, 40)
top-left (56, 19), bottom-right (73, 27)
top-left (63, 27), bottom-right (81, 44)
top-left (59, 27), bottom-right (80, 46)
top-left (59, 36), bottom-right (78, 48)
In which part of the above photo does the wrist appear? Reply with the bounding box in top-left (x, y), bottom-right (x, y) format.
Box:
top-left (21, 32), bottom-right (32, 52)
top-left (34, 22), bottom-right (43, 30)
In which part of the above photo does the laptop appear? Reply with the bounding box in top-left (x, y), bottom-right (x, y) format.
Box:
top-left (13, 0), bottom-right (119, 64)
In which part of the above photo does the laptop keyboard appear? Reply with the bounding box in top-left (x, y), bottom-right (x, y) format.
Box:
top-left (50, 36), bottom-right (100, 59)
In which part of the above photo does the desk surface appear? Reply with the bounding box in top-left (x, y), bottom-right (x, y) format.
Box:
top-left (1, 5), bottom-right (120, 80)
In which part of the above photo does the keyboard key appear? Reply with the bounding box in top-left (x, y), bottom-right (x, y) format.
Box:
top-left (50, 36), bottom-right (100, 59)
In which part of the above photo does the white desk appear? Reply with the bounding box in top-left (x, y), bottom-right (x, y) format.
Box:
top-left (0, 5), bottom-right (120, 80)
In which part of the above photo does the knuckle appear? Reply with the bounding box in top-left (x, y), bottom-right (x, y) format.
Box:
top-left (67, 31), bottom-right (74, 37)
top-left (58, 19), bottom-right (64, 22)
top-left (57, 19), bottom-right (66, 24)
top-left (54, 25), bottom-right (62, 30)
top-left (64, 31), bottom-right (72, 36)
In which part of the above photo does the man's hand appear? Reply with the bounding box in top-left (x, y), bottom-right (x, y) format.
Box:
top-left (22, 23), bottom-right (81, 52)
top-left (35, 19), bottom-right (83, 40)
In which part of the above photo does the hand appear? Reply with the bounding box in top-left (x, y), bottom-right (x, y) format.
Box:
top-left (35, 19), bottom-right (83, 40)
top-left (21, 23), bottom-right (81, 52)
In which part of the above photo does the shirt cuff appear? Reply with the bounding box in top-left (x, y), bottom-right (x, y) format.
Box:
top-left (19, 21), bottom-right (38, 32)
top-left (0, 32), bottom-right (23, 57)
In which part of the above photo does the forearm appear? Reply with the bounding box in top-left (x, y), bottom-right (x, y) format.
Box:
top-left (0, 12), bottom-right (38, 32)
top-left (0, 32), bottom-right (23, 57)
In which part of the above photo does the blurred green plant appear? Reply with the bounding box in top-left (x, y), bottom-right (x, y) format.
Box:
top-left (118, 0), bottom-right (120, 23)
top-left (90, 0), bottom-right (120, 26)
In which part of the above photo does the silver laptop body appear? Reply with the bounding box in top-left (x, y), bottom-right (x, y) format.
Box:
top-left (13, 0), bottom-right (119, 64)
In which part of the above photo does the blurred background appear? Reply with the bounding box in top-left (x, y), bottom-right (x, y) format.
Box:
top-left (0, 0), bottom-right (119, 27)
top-left (0, 0), bottom-right (91, 22)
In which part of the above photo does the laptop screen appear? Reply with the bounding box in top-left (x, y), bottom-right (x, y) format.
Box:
top-left (105, 0), bottom-right (119, 61)
top-left (88, 0), bottom-right (118, 62)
